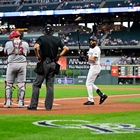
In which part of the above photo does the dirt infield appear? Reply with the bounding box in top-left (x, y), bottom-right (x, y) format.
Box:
top-left (0, 94), bottom-right (140, 115)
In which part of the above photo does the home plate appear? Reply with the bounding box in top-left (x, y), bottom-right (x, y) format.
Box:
top-left (53, 103), bottom-right (61, 106)
top-left (39, 100), bottom-right (61, 106)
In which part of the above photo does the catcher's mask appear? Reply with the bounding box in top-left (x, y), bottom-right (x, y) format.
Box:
top-left (8, 30), bottom-right (21, 39)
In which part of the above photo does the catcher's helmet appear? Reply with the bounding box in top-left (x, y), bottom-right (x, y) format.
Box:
top-left (44, 25), bottom-right (54, 34)
top-left (8, 30), bottom-right (21, 39)
top-left (89, 35), bottom-right (98, 42)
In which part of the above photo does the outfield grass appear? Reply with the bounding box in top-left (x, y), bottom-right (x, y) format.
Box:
top-left (0, 84), bottom-right (140, 98)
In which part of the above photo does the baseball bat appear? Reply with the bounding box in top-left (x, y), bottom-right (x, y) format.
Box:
top-left (76, 29), bottom-right (82, 54)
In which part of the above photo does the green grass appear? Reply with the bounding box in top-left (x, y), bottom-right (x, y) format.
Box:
top-left (115, 97), bottom-right (140, 103)
top-left (0, 112), bottom-right (140, 140)
top-left (0, 84), bottom-right (140, 98)
top-left (0, 84), bottom-right (140, 140)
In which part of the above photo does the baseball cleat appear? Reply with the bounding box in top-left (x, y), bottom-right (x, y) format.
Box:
top-left (83, 101), bottom-right (94, 105)
top-left (99, 94), bottom-right (108, 104)
top-left (27, 106), bottom-right (37, 110)
top-left (18, 100), bottom-right (24, 108)
top-left (4, 99), bottom-right (11, 108)
top-left (46, 108), bottom-right (51, 111)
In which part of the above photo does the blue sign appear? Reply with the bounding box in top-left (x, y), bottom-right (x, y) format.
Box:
top-left (56, 78), bottom-right (74, 84)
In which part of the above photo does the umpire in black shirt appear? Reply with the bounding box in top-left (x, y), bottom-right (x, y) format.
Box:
top-left (27, 25), bottom-right (69, 111)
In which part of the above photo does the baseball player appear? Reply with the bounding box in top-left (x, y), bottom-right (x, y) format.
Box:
top-left (4, 30), bottom-right (30, 108)
top-left (83, 35), bottom-right (108, 105)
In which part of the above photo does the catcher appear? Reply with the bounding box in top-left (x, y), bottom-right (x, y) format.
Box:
top-left (4, 30), bottom-right (30, 108)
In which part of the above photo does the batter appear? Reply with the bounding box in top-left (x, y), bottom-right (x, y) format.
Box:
top-left (83, 35), bottom-right (108, 105)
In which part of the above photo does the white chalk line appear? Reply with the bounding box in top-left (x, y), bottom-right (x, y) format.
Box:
top-left (54, 94), bottom-right (140, 101)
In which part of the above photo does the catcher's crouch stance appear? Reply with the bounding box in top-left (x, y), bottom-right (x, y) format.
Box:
top-left (4, 30), bottom-right (30, 108)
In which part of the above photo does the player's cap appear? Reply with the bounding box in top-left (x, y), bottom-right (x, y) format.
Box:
top-left (43, 25), bottom-right (54, 34)
top-left (8, 30), bottom-right (21, 39)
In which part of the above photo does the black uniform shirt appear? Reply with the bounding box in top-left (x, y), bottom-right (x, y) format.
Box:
top-left (36, 35), bottom-right (65, 60)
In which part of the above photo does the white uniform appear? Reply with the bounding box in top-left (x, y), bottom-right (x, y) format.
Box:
top-left (86, 46), bottom-right (101, 102)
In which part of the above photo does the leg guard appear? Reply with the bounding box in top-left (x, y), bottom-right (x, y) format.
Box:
top-left (17, 82), bottom-right (26, 107)
top-left (17, 82), bottom-right (26, 101)
top-left (5, 81), bottom-right (13, 104)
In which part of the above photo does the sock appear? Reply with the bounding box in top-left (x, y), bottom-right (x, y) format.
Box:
top-left (96, 89), bottom-right (103, 97)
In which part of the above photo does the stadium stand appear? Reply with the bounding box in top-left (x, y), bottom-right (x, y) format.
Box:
top-left (62, 0), bottom-right (101, 9)
top-left (104, 22), bottom-right (140, 46)
top-left (18, 2), bottom-right (60, 11)
top-left (1, 0), bottom-right (139, 12)
top-left (103, 0), bottom-right (140, 8)
top-left (0, 5), bottom-right (19, 12)
top-left (0, 0), bottom-right (140, 53)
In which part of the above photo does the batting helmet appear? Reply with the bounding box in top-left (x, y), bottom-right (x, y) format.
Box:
top-left (89, 35), bottom-right (98, 42)
top-left (8, 30), bottom-right (21, 39)
top-left (43, 25), bottom-right (54, 35)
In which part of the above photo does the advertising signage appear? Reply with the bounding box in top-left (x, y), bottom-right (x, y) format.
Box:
top-left (0, 7), bottom-right (140, 17)
top-left (67, 57), bottom-right (89, 70)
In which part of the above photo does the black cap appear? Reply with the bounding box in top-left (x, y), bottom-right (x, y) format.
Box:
top-left (43, 25), bottom-right (54, 34)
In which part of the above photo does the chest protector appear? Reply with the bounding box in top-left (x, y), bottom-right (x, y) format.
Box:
top-left (12, 40), bottom-right (24, 55)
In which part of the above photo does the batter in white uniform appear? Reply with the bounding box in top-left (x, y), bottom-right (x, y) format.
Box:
top-left (83, 35), bottom-right (108, 105)
top-left (4, 30), bottom-right (30, 108)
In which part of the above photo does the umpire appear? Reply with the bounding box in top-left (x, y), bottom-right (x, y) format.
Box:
top-left (27, 25), bottom-right (69, 111)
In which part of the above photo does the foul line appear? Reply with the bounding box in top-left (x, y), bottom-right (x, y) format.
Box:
top-left (54, 94), bottom-right (140, 101)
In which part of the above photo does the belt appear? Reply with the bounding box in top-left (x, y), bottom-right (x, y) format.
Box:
top-left (90, 64), bottom-right (99, 65)
top-left (45, 57), bottom-right (55, 64)
top-left (8, 62), bottom-right (27, 64)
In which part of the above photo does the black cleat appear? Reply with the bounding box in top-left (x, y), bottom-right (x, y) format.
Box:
top-left (27, 106), bottom-right (37, 110)
top-left (46, 108), bottom-right (51, 111)
top-left (99, 94), bottom-right (108, 104)
top-left (83, 101), bottom-right (94, 105)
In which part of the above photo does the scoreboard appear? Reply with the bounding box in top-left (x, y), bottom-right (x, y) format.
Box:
top-left (111, 65), bottom-right (140, 78)
top-left (118, 66), bottom-right (134, 76)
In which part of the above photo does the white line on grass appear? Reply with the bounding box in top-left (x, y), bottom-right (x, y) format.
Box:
top-left (54, 94), bottom-right (140, 101)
